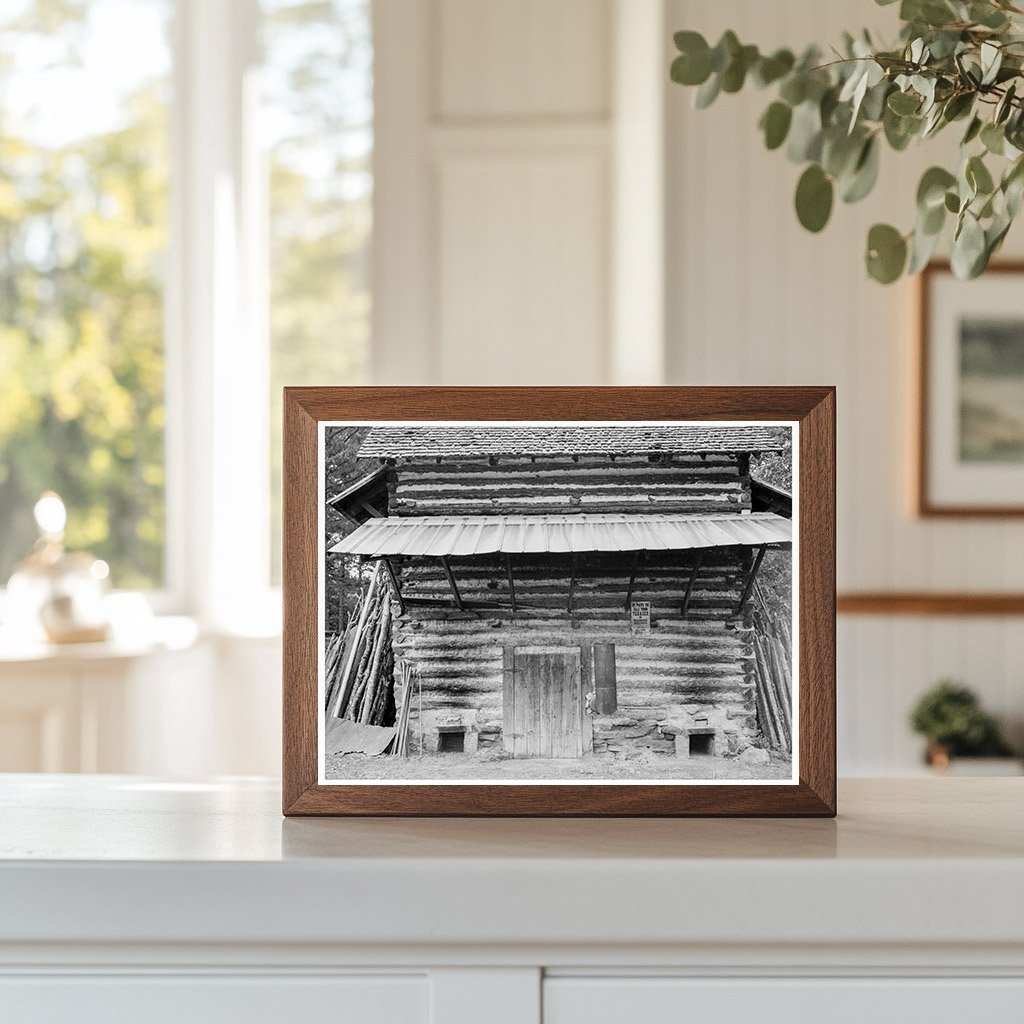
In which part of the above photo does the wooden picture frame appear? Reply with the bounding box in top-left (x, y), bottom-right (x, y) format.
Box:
top-left (917, 260), bottom-right (1024, 517)
top-left (283, 387), bottom-right (836, 817)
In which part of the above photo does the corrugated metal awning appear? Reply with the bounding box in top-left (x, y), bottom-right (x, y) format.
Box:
top-left (330, 513), bottom-right (791, 558)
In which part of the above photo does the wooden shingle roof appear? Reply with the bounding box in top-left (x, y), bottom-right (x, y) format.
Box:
top-left (358, 425), bottom-right (785, 458)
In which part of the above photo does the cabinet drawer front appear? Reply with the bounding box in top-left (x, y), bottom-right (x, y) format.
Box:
top-left (0, 975), bottom-right (427, 1024)
top-left (545, 977), bottom-right (1024, 1024)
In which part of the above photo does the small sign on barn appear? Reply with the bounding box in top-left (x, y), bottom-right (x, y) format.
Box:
top-left (630, 600), bottom-right (651, 635)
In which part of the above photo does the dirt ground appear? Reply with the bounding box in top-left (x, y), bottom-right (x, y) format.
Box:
top-left (324, 749), bottom-right (793, 783)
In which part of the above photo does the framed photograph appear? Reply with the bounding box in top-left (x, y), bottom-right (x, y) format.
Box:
top-left (918, 261), bottom-right (1024, 516)
top-left (283, 387), bottom-right (835, 816)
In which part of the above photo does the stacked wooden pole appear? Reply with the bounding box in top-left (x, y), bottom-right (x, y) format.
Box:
top-left (323, 624), bottom-right (354, 714)
top-left (392, 662), bottom-right (415, 757)
top-left (327, 562), bottom-right (397, 726)
top-left (751, 581), bottom-right (793, 753)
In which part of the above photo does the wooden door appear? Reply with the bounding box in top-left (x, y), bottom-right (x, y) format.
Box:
top-left (503, 647), bottom-right (583, 758)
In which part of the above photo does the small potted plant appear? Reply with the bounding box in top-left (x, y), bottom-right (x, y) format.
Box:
top-left (910, 680), bottom-right (1018, 773)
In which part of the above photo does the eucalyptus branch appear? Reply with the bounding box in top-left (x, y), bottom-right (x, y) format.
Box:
top-left (670, 0), bottom-right (1024, 283)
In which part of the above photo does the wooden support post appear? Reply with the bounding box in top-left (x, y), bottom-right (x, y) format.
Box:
top-left (505, 554), bottom-right (517, 613)
top-left (624, 550), bottom-right (642, 611)
top-left (681, 550), bottom-right (705, 617)
top-left (567, 553), bottom-right (579, 613)
top-left (736, 544), bottom-right (767, 615)
top-left (440, 556), bottom-right (464, 611)
top-left (382, 557), bottom-right (405, 615)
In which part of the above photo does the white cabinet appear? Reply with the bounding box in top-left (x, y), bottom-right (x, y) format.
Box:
top-left (1, 778), bottom-right (1023, 1024)
top-left (0, 975), bottom-right (428, 1024)
top-left (544, 977), bottom-right (1024, 1024)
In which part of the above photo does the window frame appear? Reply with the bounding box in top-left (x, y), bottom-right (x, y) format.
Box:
top-left (166, 0), bottom-right (279, 633)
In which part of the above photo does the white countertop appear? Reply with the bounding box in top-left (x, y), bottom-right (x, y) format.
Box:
top-left (2, 775), bottom-right (1022, 952)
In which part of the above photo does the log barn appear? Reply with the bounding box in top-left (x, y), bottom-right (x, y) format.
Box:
top-left (330, 425), bottom-right (792, 762)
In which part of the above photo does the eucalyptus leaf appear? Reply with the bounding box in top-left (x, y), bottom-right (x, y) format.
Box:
top-left (981, 121), bottom-right (1005, 155)
top-left (787, 100), bottom-right (823, 162)
top-left (760, 101), bottom-right (793, 150)
top-left (980, 41), bottom-right (1002, 86)
top-left (721, 44), bottom-right (758, 92)
top-left (842, 137), bottom-right (881, 203)
top-left (884, 106), bottom-right (921, 150)
top-left (996, 82), bottom-right (1017, 124)
top-left (967, 154), bottom-right (995, 195)
top-left (779, 73), bottom-right (807, 106)
top-left (888, 90), bottom-right (921, 115)
top-left (908, 221), bottom-right (942, 273)
top-left (710, 31), bottom-right (740, 73)
top-left (754, 49), bottom-right (795, 87)
top-left (962, 115), bottom-right (983, 144)
top-left (866, 223), bottom-right (908, 283)
top-left (920, 199), bottom-right (946, 235)
top-left (822, 128), bottom-right (863, 178)
top-left (694, 73), bottom-right (721, 109)
top-left (951, 211), bottom-right (987, 278)
top-left (942, 91), bottom-right (974, 122)
top-left (970, 2), bottom-right (1009, 29)
top-left (917, 166), bottom-right (957, 210)
top-left (795, 164), bottom-right (834, 232)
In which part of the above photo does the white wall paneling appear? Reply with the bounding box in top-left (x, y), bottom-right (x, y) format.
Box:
top-left (664, 0), bottom-right (1024, 775)
top-left (373, 0), bottom-right (665, 385)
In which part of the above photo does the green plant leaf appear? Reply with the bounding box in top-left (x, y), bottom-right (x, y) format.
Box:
top-left (967, 154), bottom-right (995, 196)
top-left (787, 101), bottom-right (823, 162)
top-left (822, 128), bottom-right (862, 178)
top-left (884, 106), bottom-right (921, 150)
top-left (980, 41), bottom-right (1002, 86)
top-left (944, 190), bottom-right (960, 213)
top-left (908, 221), bottom-right (942, 273)
top-left (710, 30), bottom-right (740, 73)
top-left (942, 91), bottom-right (974, 123)
top-left (760, 101), bottom-right (792, 150)
top-left (779, 73), bottom-right (807, 106)
top-left (951, 212), bottom-right (987, 278)
top-left (754, 49), bottom-right (795, 87)
top-left (842, 137), bottom-right (880, 203)
top-left (694, 73), bottom-right (721, 109)
top-left (795, 164), bottom-right (834, 232)
top-left (962, 115), bottom-right (983, 145)
top-left (917, 166), bottom-right (957, 210)
top-left (996, 82), bottom-right (1017, 125)
top-left (970, 2), bottom-right (1009, 29)
top-left (981, 121), bottom-right (1005, 155)
top-left (866, 223), bottom-right (907, 283)
top-left (671, 32), bottom-right (713, 86)
top-left (888, 90), bottom-right (921, 115)
top-left (1004, 157), bottom-right (1024, 216)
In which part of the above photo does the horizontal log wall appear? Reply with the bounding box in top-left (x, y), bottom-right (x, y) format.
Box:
top-left (390, 551), bottom-right (759, 754)
top-left (386, 453), bottom-right (750, 516)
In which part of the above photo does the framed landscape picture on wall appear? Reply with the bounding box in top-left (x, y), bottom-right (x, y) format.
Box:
top-left (282, 387), bottom-right (836, 817)
top-left (918, 262), bottom-right (1024, 516)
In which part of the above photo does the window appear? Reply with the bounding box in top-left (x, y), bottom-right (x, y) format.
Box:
top-left (0, 0), bottom-right (373, 618)
top-left (0, 0), bottom-right (172, 589)
top-left (262, 0), bottom-right (373, 581)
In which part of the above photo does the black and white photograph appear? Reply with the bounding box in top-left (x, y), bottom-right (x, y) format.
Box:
top-left (318, 421), bottom-right (797, 785)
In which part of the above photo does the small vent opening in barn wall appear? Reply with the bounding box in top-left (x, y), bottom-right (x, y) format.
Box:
top-left (437, 727), bottom-right (466, 753)
top-left (689, 733), bottom-right (714, 757)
